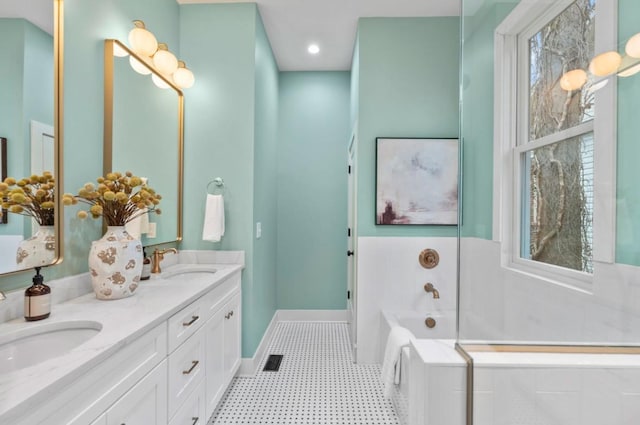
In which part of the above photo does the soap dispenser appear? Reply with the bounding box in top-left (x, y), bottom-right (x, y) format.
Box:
top-left (24, 267), bottom-right (51, 321)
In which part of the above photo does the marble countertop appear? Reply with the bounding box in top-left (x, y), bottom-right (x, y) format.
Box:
top-left (0, 256), bottom-right (243, 421)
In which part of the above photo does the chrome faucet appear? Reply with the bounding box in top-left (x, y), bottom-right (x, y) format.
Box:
top-left (424, 282), bottom-right (440, 299)
top-left (152, 248), bottom-right (178, 274)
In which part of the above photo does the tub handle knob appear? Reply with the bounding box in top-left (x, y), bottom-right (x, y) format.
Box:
top-left (425, 317), bottom-right (436, 328)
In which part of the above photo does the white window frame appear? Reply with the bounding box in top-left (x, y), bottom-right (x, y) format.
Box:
top-left (493, 0), bottom-right (618, 290)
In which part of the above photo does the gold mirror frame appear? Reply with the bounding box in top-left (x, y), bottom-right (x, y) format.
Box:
top-left (103, 39), bottom-right (184, 243)
top-left (0, 0), bottom-right (64, 276)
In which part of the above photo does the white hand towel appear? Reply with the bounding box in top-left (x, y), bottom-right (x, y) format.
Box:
top-left (202, 194), bottom-right (225, 242)
top-left (380, 326), bottom-right (414, 399)
top-left (125, 207), bottom-right (149, 239)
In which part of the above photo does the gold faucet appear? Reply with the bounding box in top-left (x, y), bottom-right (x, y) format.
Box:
top-left (152, 248), bottom-right (178, 274)
top-left (424, 282), bottom-right (440, 299)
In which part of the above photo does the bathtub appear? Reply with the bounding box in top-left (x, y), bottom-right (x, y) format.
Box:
top-left (380, 310), bottom-right (457, 425)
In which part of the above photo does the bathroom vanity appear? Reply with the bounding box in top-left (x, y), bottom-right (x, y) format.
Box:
top-left (0, 256), bottom-right (243, 425)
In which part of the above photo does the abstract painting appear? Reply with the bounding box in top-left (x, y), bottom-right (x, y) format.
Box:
top-left (376, 138), bottom-right (458, 225)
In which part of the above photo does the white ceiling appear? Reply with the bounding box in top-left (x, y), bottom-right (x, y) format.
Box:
top-left (178, 0), bottom-right (461, 71)
top-left (0, 0), bottom-right (53, 34)
top-left (1, 0), bottom-right (461, 71)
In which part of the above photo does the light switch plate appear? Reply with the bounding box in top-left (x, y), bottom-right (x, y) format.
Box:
top-left (147, 222), bottom-right (157, 238)
top-left (256, 222), bottom-right (262, 239)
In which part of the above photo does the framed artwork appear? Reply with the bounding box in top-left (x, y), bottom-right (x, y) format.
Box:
top-left (1, 137), bottom-right (6, 224)
top-left (376, 137), bottom-right (458, 225)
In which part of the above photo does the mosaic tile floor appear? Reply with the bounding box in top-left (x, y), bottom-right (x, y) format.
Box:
top-left (209, 322), bottom-right (400, 425)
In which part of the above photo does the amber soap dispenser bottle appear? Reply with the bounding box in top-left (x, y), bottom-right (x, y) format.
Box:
top-left (24, 267), bottom-right (51, 321)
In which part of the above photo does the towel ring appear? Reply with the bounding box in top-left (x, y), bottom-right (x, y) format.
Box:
top-left (207, 177), bottom-right (225, 194)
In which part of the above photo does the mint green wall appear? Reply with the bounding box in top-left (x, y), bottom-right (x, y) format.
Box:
top-left (0, 20), bottom-right (28, 241)
top-left (252, 12), bottom-right (279, 350)
top-left (276, 71), bottom-right (351, 310)
top-left (616, 0), bottom-right (640, 265)
top-left (460, 3), bottom-right (516, 239)
top-left (355, 18), bottom-right (460, 237)
top-left (180, 3), bottom-right (278, 357)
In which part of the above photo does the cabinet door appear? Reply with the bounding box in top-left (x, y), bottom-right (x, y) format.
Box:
top-left (106, 360), bottom-right (168, 425)
top-left (204, 308), bottom-right (225, 419)
top-left (223, 291), bottom-right (241, 381)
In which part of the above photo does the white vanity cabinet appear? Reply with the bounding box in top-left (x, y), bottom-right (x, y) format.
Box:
top-left (5, 267), bottom-right (242, 425)
top-left (203, 274), bottom-right (242, 419)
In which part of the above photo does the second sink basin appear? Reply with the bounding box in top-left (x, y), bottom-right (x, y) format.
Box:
top-left (0, 320), bottom-right (102, 374)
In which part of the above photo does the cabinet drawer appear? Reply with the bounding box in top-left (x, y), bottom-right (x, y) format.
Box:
top-left (168, 329), bottom-right (206, 419)
top-left (106, 360), bottom-right (168, 425)
top-left (201, 273), bottom-right (240, 320)
top-left (169, 379), bottom-right (206, 425)
top-left (168, 299), bottom-right (205, 353)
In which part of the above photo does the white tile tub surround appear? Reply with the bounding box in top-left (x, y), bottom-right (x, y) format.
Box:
top-left (472, 352), bottom-right (640, 425)
top-left (357, 237), bottom-right (457, 364)
top-left (0, 250), bottom-right (244, 325)
top-left (409, 339), bottom-right (466, 425)
top-left (459, 237), bottom-right (640, 343)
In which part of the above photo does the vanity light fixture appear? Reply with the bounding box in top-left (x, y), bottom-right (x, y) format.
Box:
top-left (125, 20), bottom-right (195, 89)
top-left (559, 30), bottom-right (640, 91)
top-left (308, 44), bottom-right (320, 55)
top-left (128, 20), bottom-right (158, 57)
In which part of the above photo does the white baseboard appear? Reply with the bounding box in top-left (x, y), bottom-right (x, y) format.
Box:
top-left (276, 309), bottom-right (348, 322)
top-left (238, 311), bottom-right (279, 377)
top-left (238, 309), bottom-right (348, 376)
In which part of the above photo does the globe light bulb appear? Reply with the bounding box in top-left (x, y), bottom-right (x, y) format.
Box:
top-left (129, 55), bottom-right (151, 75)
top-left (625, 33), bottom-right (640, 59)
top-left (152, 73), bottom-right (170, 89)
top-left (128, 21), bottom-right (157, 57)
top-left (173, 63), bottom-right (195, 89)
top-left (589, 51), bottom-right (622, 77)
top-left (153, 47), bottom-right (179, 76)
top-left (559, 69), bottom-right (588, 91)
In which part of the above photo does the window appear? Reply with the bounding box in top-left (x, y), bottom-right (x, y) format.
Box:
top-left (494, 0), bottom-right (617, 286)
top-left (519, 0), bottom-right (595, 274)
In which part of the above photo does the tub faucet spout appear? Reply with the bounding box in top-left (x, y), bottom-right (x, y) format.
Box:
top-left (424, 283), bottom-right (440, 299)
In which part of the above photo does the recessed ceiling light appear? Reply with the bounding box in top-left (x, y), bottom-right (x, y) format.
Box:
top-left (308, 44), bottom-right (320, 55)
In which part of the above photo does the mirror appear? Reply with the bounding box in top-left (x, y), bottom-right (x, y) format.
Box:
top-left (104, 39), bottom-right (183, 246)
top-left (0, 0), bottom-right (62, 275)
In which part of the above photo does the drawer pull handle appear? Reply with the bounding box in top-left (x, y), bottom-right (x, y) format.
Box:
top-left (182, 315), bottom-right (199, 326)
top-left (192, 417), bottom-right (199, 425)
top-left (230, 310), bottom-right (234, 316)
top-left (183, 360), bottom-right (200, 375)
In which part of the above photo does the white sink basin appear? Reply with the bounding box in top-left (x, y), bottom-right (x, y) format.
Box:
top-left (160, 264), bottom-right (217, 279)
top-left (0, 320), bottom-right (102, 374)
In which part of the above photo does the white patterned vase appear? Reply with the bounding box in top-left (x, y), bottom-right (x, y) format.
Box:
top-left (16, 225), bottom-right (56, 268)
top-left (89, 226), bottom-right (143, 300)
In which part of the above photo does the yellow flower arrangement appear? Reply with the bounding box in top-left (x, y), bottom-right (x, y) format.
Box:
top-left (64, 171), bottom-right (161, 226)
top-left (0, 172), bottom-right (56, 225)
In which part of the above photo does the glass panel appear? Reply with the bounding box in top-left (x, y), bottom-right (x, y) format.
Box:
top-left (521, 133), bottom-right (593, 272)
top-left (528, 0), bottom-right (595, 141)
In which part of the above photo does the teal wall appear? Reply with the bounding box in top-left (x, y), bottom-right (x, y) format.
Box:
top-left (0, 19), bottom-right (53, 271)
top-left (460, 3), bottom-right (516, 239)
top-left (354, 18), bottom-right (460, 238)
top-left (252, 12), bottom-right (279, 353)
top-left (276, 71), bottom-right (351, 310)
top-left (180, 3), bottom-right (281, 357)
top-left (616, 0), bottom-right (640, 265)
top-left (0, 20), bottom-right (28, 240)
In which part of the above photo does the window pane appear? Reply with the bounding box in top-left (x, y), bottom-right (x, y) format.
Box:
top-left (529, 0), bottom-right (596, 141)
top-left (521, 133), bottom-right (593, 273)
